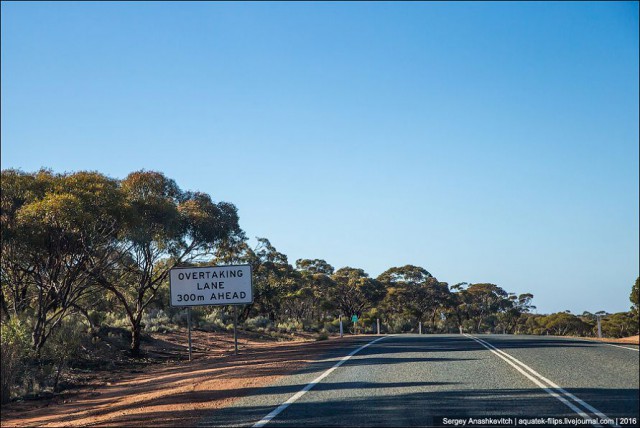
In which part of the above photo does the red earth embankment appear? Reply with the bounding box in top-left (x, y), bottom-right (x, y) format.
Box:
top-left (1, 330), bottom-right (365, 427)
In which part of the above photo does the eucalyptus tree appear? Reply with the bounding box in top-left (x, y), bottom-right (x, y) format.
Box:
top-left (601, 311), bottom-right (639, 338)
top-left (1, 169), bottom-right (124, 353)
top-left (250, 238), bottom-right (299, 322)
top-left (464, 283), bottom-right (512, 332)
top-left (446, 282), bottom-right (471, 333)
top-left (331, 267), bottom-right (385, 318)
top-left (288, 259), bottom-right (336, 325)
top-left (212, 237), bottom-right (298, 323)
top-left (95, 171), bottom-right (243, 356)
top-left (497, 292), bottom-right (536, 334)
top-left (1, 169), bottom-right (49, 319)
top-left (377, 265), bottom-right (450, 330)
top-left (541, 312), bottom-right (591, 336)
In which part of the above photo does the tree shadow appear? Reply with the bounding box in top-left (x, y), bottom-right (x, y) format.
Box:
top-left (202, 387), bottom-right (639, 427)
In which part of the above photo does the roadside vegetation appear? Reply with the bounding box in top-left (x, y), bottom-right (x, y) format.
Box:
top-left (2, 168), bottom-right (638, 404)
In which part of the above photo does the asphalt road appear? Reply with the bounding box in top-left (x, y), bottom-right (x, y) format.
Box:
top-left (201, 334), bottom-right (639, 427)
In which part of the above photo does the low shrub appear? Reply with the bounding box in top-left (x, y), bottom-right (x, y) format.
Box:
top-left (244, 315), bottom-right (272, 331)
top-left (142, 309), bottom-right (174, 333)
top-left (1, 317), bottom-right (31, 404)
top-left (316, 332), bottom-right (329, 341)
top-left (276, 320), bottom-right (303, 333)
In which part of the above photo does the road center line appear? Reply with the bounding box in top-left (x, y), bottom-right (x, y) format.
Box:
top-left (465, 334), bottom-right (619, 428)
top-left (463, 334), bottom-right (597, 425)
top-left (471, 335), bottom-right (614, 423)
top-left (252, 335), bottom-right (391, 428)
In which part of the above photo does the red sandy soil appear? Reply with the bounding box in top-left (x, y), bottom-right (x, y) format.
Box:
top-left (577, 335), bottom-right (639, 345)
top-left (1, 329), bottom-right (365, 427)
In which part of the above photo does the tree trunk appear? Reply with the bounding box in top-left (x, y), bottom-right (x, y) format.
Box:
top-left (131, 323), bottom-right (142, 357)
top-left (32, 321), bottom-right (47, 358)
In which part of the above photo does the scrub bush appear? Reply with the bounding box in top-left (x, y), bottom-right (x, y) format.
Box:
top-left (142, 309), bottom-right (174, 333)
top-left (1, 318), bottom-right (31, 403)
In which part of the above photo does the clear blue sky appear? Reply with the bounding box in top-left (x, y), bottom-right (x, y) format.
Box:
top-left (2, 2), bottom-right (638, 315)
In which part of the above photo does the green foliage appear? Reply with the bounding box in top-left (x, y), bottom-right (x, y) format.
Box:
top-left (323, 319), bottom-right (341, 333)
top-left (539, 312), bottom-right (591, 336)
top-left (1, 169), bottom-right (123, 353)
top-left (295, 259), bottom-right (335, 275)
top-left (316, 332), bottom-right (329, 341)
top-left (277, 320), bottom-right (304, 333)
top-left (198, 307), bottom-right (235, 331)
top-left (244, 315), bottom-right (273, 331)
top-left (332, 267), bottom-right (385, 318)
top-left (378, 265), bottom-right (449, 326)
top-left (387, 317), bottom-right (415, 334)
top-left (601, 312), bottom-right (639, 338)
top-left (95, 170), bottom-right (244, 356)
top-left (39, 315), bottom-right (86, 392)
top-left (142, 309), bottom-right (174, 333)
top-left (631, 277), bottom-right (639, 317)
top-left (461, 283), bottom-right (512, 332)
top-left (1, 317), bottom-right (31, 403)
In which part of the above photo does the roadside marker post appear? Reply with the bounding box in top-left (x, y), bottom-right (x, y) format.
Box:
top-left (339, 315), bottom-right (343, 338)
top-left (187, 307), bottom-right (192, 361)
top-left (419, 321), bottom-right (422, 335)
top-left (595, 311), bottom-right (607, 339)
top-left (377, 318), bottom-right (380, 335)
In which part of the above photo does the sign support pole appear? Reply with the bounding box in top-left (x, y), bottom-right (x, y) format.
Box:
top-left (339, 315), bottom-right (343, 338)
top-left (419, 321), bottom-right (422, 335)
top-left (233, 306), bottom-right (238, 355)
top-left (377, 318), bottom-right (380, 335)
top-left (187, 307), bottom-right (192, 362)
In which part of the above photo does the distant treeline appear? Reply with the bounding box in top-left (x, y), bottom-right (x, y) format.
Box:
top-left (1, 169), bottom-right (638, 403)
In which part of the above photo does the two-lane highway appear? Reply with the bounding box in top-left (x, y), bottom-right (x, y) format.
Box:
top-left (201, 334), bottom-right (639, 427)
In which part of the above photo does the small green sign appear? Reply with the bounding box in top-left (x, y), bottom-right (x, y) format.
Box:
top-left (351, 315), bottom-right (358, 323)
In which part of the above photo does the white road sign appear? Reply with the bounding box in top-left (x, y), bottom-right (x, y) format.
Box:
top-left (169, 264), bottom-right (252, 307)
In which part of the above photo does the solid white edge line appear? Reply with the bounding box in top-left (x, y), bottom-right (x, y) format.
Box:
top-left (252, 335), bottom-right (391, 428)
top-left (463, 334), bottom-right (603, 427)
top-left (470, 335), bottom-right (618, 425)
top-left (567, 337), bottom-right (640, 352)
top-left (603, 343), bottom-right (639, 352)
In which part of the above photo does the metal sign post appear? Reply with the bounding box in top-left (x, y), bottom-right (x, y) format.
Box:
top-left (187, 307), bottom-right (192, 361)
top-left (170, 264), bottom-right (253, 362)
top-left (233, 305), bottom-right (238, 355)
top-left (351, 315), bottom-right (358, 335)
